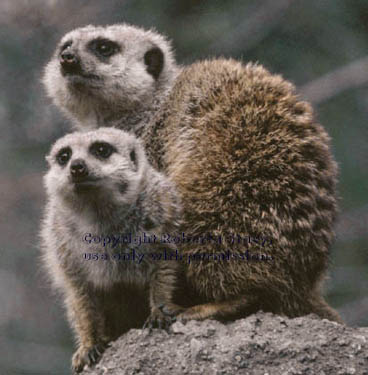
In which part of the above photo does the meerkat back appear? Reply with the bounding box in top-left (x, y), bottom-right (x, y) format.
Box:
top-left (142, 59), bottom-right (341, 323)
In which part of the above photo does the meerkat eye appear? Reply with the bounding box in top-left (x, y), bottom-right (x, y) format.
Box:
top-left (88, 38), bottom-right (120, 58)
top-left (89, 142), bottom-right (116, 159)
top-left (60, 40), bottom-right (72, 52)
top-left (97, 43), bottom-right (113, 56)
top-left (56, 147), bottom-right (72, 166)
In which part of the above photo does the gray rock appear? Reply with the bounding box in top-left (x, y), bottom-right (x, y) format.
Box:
top-left (81, 312), bottom-right (368, 375)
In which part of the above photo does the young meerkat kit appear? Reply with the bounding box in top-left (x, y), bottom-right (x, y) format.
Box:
top-left (43, 24), bottom-right (342, 325)
top-left (40, 127), bottom-right (182, 373)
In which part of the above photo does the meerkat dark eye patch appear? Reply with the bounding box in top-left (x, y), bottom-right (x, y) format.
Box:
top-left (56, 147), bottom-right (72, 166)
top-left (144, 47), bottom-right (164, 80)
top-left (60, 40), bottom-right (73, 53)
top-left (129, 148), bottom-right (138, 170)
top-left (130, 149), bottom-right (136, 163)
top-left (89, 142), bottom-right (116, 159)
top-left (87, 38), bottom-right (120, 60)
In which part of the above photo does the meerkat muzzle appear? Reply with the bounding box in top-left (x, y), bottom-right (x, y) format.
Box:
top-left (60, 50), bottom-right (82, 76)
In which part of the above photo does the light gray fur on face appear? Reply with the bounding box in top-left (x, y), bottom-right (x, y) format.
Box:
top-left (42, 24), bottom-right (179, 130)
top-left (44, 127), bottom-right (147, 209)
top-left (42, 128), bottom-right (152, 289)
top-left (41, 127), bottom-right (181, 290)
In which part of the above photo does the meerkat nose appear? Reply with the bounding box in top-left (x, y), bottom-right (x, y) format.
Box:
top-left (60, 50), bottom-right (81, 74)
top-left (70, 159), bottom-right (89, 180)
top-left (60, 50), bottom-right (78, 64)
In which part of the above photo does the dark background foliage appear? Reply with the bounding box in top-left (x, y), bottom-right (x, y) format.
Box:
top-left (1, 1), bottom-right (367, 374)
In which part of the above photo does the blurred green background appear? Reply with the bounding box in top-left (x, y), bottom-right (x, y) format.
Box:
top-left (0, 0), bottom-right (367, 374)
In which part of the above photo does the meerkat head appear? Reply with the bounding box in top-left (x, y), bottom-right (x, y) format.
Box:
top-left (45, 127), bottom-right (148, 211)
top-left (42, 24), bottom-right (178, 128)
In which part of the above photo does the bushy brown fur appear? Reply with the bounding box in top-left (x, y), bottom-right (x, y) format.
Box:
top-left (142, 59), bottom-right (341, 323)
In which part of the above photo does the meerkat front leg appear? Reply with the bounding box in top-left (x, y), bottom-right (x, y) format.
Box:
top-left (144, 248), bottom-right (185, 329)
top-left (64, 281), bottom-right (109, 373)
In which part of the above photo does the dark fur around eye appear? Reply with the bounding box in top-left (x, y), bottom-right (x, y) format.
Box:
top-left (89, 142), bottom-right (116, 159)
top-left (87, 38), bottom-right (120, 60)
top-left (56, 147), bottom-right (72, 166)
top-left (60, 40), bottom-right (72, 52)
top-left (144, 46), bottom-right (164, 80)
top-left (130, 149), bottom-right (136, 163)
top-left (129, 149), bottom-right (139, 170)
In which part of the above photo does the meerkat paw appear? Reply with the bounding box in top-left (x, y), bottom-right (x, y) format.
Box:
top-left (142, 308), bottom-right (170, 331)
top-left (72, 342), bottom-right (108, 373)
top-left (143, 303), bottom-right (185, 331)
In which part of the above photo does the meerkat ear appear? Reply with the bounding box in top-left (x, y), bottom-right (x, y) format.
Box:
top-left (144, 46), bottom-right (164, 80)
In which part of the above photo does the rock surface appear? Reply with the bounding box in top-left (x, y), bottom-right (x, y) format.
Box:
top-left (81, 312), bottom-right (368, 375)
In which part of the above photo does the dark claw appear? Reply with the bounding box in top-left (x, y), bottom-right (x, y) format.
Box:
top-left (94, 343), bottom-right (106, 356)
top-left (142, 312), bottom-right (174, 332)
top-left (72, 342), bottom-right (108, 374)
top-left (88, 351), bottom-right (95, 364)
top-left (142, 317), bottom-right (153, 332)
top-left (88, 343), bottom-right (107, 365)
top-left (87, 347), bottom-right (98, 364)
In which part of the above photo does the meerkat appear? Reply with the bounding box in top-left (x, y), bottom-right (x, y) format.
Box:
top-left (42, 24), bottom-right (342, 324)
top-left (40, 127), bottom-right (183, 373)
top-left (143, 59), bottom-right (342, 324)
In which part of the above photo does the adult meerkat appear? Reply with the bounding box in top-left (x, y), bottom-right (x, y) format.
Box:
top-left (144, 59), bottom-right (342, 324)
top-left (43, 24), bottom-right (342, 323)
top-left (40, 127), bottom-right (182, 373)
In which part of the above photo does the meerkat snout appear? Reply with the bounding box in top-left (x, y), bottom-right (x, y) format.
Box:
top-left (70, 159), bottom-right (89, 181)
top-left (59, 46), bottom-right (81, 76)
